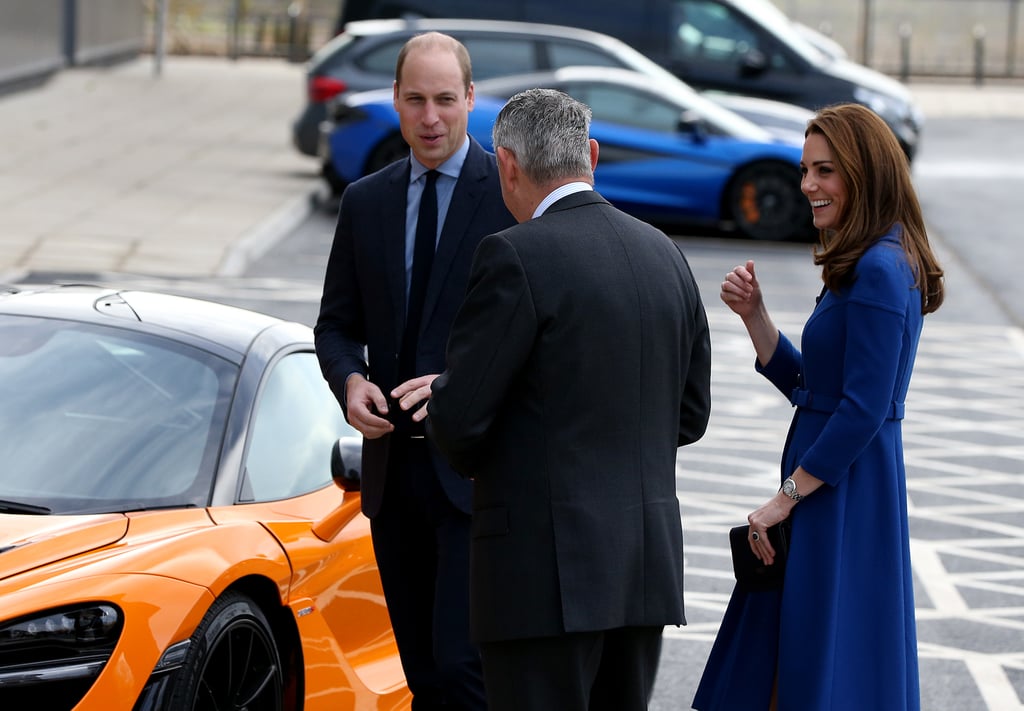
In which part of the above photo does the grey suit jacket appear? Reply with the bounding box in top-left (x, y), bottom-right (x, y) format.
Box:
top-left (428, 190), bottom-right (712, 642)
top-left (315, 136), bottom-right (515, 518)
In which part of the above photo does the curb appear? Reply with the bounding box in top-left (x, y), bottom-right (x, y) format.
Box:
top-left (216, 181), bottom-right (324, 277)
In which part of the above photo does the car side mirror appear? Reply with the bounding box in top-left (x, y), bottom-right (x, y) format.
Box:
top-left (331, 437), bottom-right (362, 492)
top-left (739, 48), bottom-right (768, 77)
top-left (678, 110), bottom-right (707, 143)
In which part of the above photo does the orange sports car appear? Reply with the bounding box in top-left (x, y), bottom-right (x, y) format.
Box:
top-left (0, 285), bottom-right (410, 710)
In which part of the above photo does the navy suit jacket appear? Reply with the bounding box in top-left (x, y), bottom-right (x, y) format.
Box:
top-left (315, 136), bottom-right (515, 518)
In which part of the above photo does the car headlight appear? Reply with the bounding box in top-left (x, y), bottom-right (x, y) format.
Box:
top-left (0, 604), bottom-right (123, 708)
top-left (853, 86), bottom-right (898, 120)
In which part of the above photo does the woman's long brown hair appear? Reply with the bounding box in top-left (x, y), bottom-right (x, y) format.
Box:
top-left (808, 104), bottom-right (944, 314)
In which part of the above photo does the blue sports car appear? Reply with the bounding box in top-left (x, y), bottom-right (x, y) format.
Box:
top-left (322, 66), bottom-right (815, 241)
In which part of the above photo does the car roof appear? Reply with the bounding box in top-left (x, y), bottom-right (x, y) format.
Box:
top-left (0, 284), bottom-right (302, 358)
top-left (343, 17), bottom-right (639, 47)
top-left (476, 66), bottom-right (701, 99)
top-left (472, 66), bottom-right (771, 141)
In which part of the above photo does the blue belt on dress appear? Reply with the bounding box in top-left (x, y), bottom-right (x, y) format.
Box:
top-left (790, 388), bottom-right (905, 420)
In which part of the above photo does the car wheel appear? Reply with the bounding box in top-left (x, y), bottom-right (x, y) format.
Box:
top-left (322, 160), bottom-right (347, 196)
top-left (366, 133), bottom-right (409, 174)
top-left (726, 162), bottom-right (813, 241)
top-left (169, 591), bottom-right (285, 710)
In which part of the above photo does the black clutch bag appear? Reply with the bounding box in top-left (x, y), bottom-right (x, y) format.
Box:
top-left (729, 520), bottom-right (791, 592)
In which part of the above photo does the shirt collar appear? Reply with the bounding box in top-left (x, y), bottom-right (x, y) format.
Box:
top-left (410, 135), bottom-right (470, 183)
top-left (533, 182), bottom-right (594, 219)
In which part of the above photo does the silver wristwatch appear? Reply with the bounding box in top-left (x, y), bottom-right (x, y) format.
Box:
top-left (781, 476), bottom-right (805, 502)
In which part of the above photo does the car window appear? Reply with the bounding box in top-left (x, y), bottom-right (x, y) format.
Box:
top-left (243, 352), bottom-right (355, 502)
top-left (568, 82), bottom-right (683, 133)
top-left (0, 315), bottom-right (234, 513)
top-left (357, 37), bottom-right (407, 76)
top-left (547, 42), bottom-right (626, 69)
top-left (459, 37), bottom-right (537, 78)
top-left (671, 0), bottom-right (794, 71)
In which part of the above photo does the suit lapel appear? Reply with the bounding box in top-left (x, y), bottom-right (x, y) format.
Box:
top-left (384, 160), bottom-right (412, 348)
top-left (421, 138), bottom-right (492, 328)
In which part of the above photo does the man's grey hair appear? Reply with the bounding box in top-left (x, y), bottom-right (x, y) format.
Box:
top-left (491, 88), bottom-right (593, 185)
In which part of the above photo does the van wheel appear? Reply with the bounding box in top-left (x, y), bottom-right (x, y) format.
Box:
top-left (168, 591), bottom-right (284, 710)
top-left (726, 162), bottom-right (811, 241)
top-left (366, 133), bottom-right (409, 174)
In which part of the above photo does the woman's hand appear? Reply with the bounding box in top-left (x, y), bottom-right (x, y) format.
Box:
top-left (746, 494), bottom-right (794, 566)
top-left (721, 259), bottom-right (779, 366)
top-left (720, 259), bottom-right (763, 319)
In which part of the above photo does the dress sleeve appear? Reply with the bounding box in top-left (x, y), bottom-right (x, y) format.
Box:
top-left (755, 330), bottom-right (802, 399)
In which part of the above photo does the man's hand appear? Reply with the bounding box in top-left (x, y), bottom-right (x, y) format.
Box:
top-left (345, 374), bottom-right (394, 439)
top-left (392, 374), bottom-right (439, 422)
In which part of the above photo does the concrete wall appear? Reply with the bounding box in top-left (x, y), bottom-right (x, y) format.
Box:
top-left (74, 0), bottom-right (146, 65)
top-left (0, 1), bottom-right (64, 87)
top-left (0, 0), bottom-right (144, 90)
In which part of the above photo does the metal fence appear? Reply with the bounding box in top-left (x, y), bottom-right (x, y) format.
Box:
top-left (143, 0), bottom-right (338, 61)
top-left (777, 0), bottom-right (1023, 79)
top-left (145, 0), bottom-right (1024, 80)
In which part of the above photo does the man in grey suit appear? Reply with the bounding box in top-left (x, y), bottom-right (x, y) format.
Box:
top-left (426, 89), bottom-right (713, 710)
top-left (315, 32), bottom-right (514, 710)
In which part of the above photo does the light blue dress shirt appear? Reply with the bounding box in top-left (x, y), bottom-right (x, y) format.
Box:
top-left (404, 137), bottom-right (470, 299)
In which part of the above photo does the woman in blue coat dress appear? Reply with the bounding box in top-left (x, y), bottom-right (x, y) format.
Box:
top-left (693, 103), bottom-right (945, 710)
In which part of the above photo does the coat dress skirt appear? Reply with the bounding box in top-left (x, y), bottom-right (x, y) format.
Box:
top-left (693, 228), bottom-right (922, 711)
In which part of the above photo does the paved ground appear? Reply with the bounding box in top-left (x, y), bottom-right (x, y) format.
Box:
top-left (2, 54), bottom-right (1023, 709)
top-left (649, 237), bottom-right (1024, 710)
top-left (0, 55), bottom-right (318, 279)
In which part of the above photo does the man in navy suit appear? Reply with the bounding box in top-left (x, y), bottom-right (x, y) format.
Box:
top-left (314, 32), bottom-right (514, 710)
top-left (426, 89), bottom-right (712, 711)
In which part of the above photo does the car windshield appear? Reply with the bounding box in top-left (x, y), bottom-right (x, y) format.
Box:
top-left (725, 0), bottom-right (829, 64)
top-left (0, 315), bottom-right (236, 514)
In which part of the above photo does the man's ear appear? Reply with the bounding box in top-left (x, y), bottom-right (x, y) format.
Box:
top-left (496, 147), bottom-right (517, 186)
top-left (589, 138), bottom-right (599, 172)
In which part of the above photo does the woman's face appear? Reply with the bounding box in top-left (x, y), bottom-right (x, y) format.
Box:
top-left (800, 132), bottom-right (846, 231)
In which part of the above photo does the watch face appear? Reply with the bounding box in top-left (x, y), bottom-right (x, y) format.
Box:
top-left (783, 478), bottom-right (796, 497)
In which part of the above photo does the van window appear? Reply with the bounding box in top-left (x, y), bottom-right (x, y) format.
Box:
top-left (673, 0), bottom-right (759, 63)
top-left (460, 37), bottom-right (537, 78)
top-left (671, 0), bottom-right (794, 71)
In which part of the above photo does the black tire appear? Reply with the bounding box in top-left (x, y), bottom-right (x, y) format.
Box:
top-left (169, 591), bottom-right (284, 711)
top-left (725, 161), bottom-right (813, 241)
top-left (365, 133), bottom-right (410, 175)
top-left (322, 160), bottom-right (347, 196)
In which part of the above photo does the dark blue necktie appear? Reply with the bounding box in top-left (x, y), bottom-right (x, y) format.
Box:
top-left (399, 169), bottom-right (438, 381)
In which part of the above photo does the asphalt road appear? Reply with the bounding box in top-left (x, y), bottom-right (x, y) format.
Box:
top-left (913, 117), bottom-right (1024, 329)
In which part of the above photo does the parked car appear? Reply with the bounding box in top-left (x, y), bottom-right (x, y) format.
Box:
top-left (292, 17), bottom-right (812, 159)
top-left (0, 284), bottom-right (408, 710)
top-left (322, 66), bottom-right (815, 241)
top-left (334, 0), bottom-right (922, 160)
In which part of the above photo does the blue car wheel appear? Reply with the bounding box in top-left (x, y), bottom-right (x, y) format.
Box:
top-left (366, 133), bottom-right (409, 175)
top-left (726, 161), bottom-right (812, 241)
